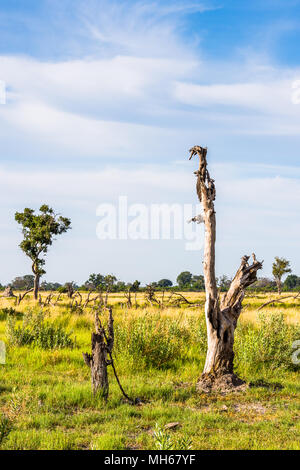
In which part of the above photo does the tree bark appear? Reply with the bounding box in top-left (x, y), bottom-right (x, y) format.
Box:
top-left (83, 308), bottom-right (114, 399)
top-left (189, 146), bottom-right (263, 393)
top-left (276, 280), bottom-right (282, 295)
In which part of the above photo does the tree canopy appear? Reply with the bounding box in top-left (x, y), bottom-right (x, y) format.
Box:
top-left (177, 271), bottom-right (193, 288)
top-left (157, 279), bottom-right (173, 288)
top-left (15, 205), bottom-right (71, 298)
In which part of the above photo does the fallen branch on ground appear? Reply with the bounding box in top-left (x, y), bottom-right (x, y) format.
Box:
top-left (258, 292), bottom-right (300, 311)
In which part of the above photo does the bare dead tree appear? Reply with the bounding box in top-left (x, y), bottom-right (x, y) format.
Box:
top-left (83, 308), bottom-right (114, 400)
top-left (144, 287), bottom-right (202, 309)
top-left (16, 288), bottom-right (34, 305)
top-left (83, 291), bottom-right (93, 307)
top-left (189, 146), bottom-right (263, 393)
top-left (73, 291), bottom-right (82, 306)
top-left (53, 293), bottom-right (63, 305)
top-left (45, 292), bottom-right (54, 306)
top-left (66, 282), bottom-right (75, 299)
top-left (124, 289), bottom-right (132, 309)
top-left (145, 284), bottom-right (161, 307)
top-left (83, 291), bottom-right (102, 308)
top-left (168, 292), bottom-right (192, 306)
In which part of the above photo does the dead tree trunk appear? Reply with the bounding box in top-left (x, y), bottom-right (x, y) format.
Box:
top-left (124, 289), bottom-right (132, 309)
top-left (83, 308), bottom-right (114, 400)
top-left (66, 282), bottom-right (75, 299)
top-left (189, 146), bottom-right (263, 393)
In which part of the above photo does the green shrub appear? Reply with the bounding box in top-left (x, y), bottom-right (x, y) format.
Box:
top-left (185, 315), bottom-right (207, 352)
top-left (153, 424), bottom-right (193, 450)
top-left (0, 308), bottom-right (22, 321)
top-left (235, 312), bottom-right (300, 372)
top-left (6, 310), bottom-right (74, 350)
top-left (115, 313), bottom-right (188, 369)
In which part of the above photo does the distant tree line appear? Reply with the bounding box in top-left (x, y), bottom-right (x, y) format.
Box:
top-left (2, 271), bottom-right (300, 293)
top-left (5, 204), bottom-right (297, 298)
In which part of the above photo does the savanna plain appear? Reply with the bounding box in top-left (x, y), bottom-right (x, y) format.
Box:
top-left (0, 292), bottom-right (299, 450)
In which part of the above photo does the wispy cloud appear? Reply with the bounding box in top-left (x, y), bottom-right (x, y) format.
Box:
top-left (81, 0), bottom-right (215, 58)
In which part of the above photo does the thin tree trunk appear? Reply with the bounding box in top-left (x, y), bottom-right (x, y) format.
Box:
top-left (32, 266), bottom-right (40, 300)
top-left (31, 261), bottom-right (40, 301)
top-left (277, 280), bottom-right (282, 295)
top-left (189, 146), bottom-right (263, 393)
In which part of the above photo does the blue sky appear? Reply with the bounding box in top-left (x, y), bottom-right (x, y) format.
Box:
top-left (0, 0), bottom-right (300, 285)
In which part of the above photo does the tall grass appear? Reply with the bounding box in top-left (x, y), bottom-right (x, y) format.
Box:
top-left (6, 308), bottom-right (75, 350)
top-left (235, 312), bottom-right (300, 372)
top-left (115, 312), bottom-right (189, 369)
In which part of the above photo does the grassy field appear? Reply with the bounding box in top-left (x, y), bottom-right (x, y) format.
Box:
top-left (0, 291), bottom-right (299, 450)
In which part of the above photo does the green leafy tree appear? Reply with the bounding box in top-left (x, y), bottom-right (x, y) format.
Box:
top-left (104, 275), bottom-right (117, 292)
top-left (116, 281), bottom-right (126, 291)
top-left (157, 279), bottom-right (173, 289)
top-left (191, 275), bottom-right (205, 291)
top-left (176, 271), bottom-right (192, 289)
top-left (131, 280), bottom-right (141, 292)
top-left (64, 281), bottom-right (78, 298)
top-left (217, 275), bottom-right (231, 292)
top-left (250, 277), bottom-right (276, 292)
top-left (272, 257), bottom-right (292, 295)
top-left (11, 275), bottom-right (35, 290)
top-left (15, 205), bottom-right (71, 300)
top-left (284, 274), bottom-right (300, 291)
top-left (85, 273), bottom-right (105, 291)
top-left (40, 281), bottom-right (62, 291)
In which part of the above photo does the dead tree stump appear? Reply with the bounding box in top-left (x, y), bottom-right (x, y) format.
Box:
top-left (83, 308), bottom-right (114, 400)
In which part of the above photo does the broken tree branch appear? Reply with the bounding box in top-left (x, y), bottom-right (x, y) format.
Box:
top-left (258, 292), bottom-right (300, 311)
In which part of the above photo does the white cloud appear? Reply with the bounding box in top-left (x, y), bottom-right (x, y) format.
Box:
top-left (0, 99), bottom-right (178, 158)
top-left (174, 81), bottom-right (293, 113)
top-left (0, 54), bottom-right (199, 159)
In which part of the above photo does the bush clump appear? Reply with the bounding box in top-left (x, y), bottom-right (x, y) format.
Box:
top-left (6, 309), bottom-right (74, 350)
top-left (115, 313), bottom-right (188, 369)
top-left (0, 308), bottom-right (22, 321)
top-left (235, 312), bottom-right (300, 371)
